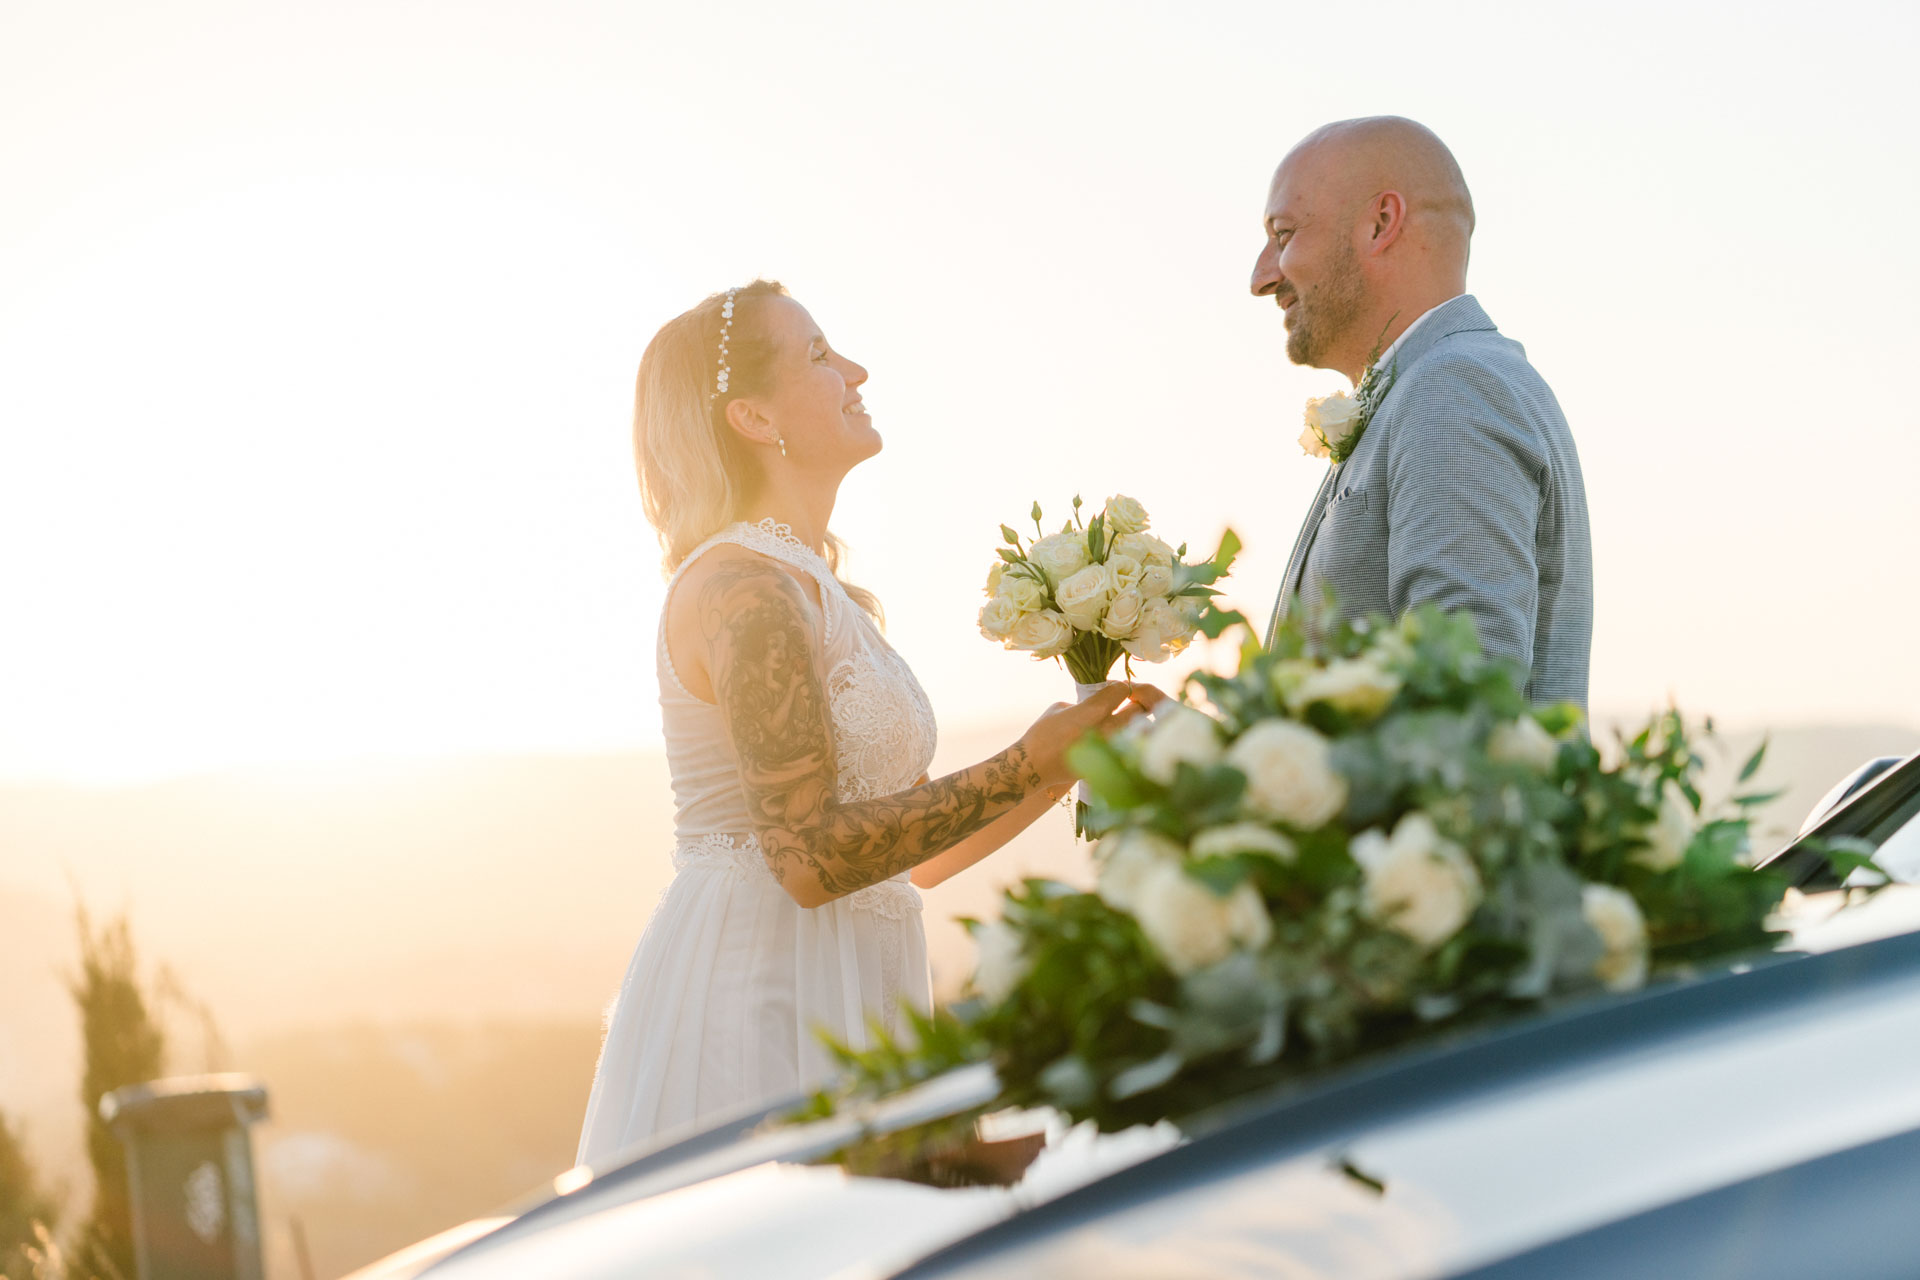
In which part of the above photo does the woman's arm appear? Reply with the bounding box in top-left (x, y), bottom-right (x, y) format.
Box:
top-left (908, 783), bottom-right (1065, 889)
top-left (699, 557), bottom-right (1132, 909)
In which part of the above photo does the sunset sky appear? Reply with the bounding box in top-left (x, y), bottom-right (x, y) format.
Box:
top-left (3, 0), bottom-right (1915, 783)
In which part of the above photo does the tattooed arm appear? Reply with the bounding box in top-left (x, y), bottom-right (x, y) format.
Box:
top-left (696, 554), bottom-right (1130, 908)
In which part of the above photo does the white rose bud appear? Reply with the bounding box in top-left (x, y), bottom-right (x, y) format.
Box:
top-left (1028, 532), bottom-right (1092, 585)
top-left (1488, 716), bottom-right (1561, 773)
top-left (1008, 609), bottom-right (1074, 659)
top-left (1350, 811), bottom-right (1483, 951)
top-left (1094, 828), bottom-right (1186, 913)
top-left (997, 571), bottom-right (1047, 613)
top-left (1101, 588), bottom-right (1145, 640)
top-left (1112, 532), bottom-right (1175, 569)
top-left (1581, 882), bottom-right (1649, 992)
top-left (1103, 494), bottom-right (1150, 535)
top-left (978, 596), bottom-right (1024, 641)
top-left (1132, 863), bottom-right (1272, 976)
top-left (1288, 657), bottom-right (1402, 720)
top-left (1105, 553), bottom-right (1145, 592)
top-left (970, 921), bottom-right (1031, 1004)
top-left (1137, 703), bottom-right (1225, 784)
top-left (1054, 562), bottom-right (1116, 631)
top-left (1225, 719), bottom-right (1348, 829)
top-left (1189, 822), bottom-right (1296, 862)
top-left (1632, 781), bottom-right (1696, 872)
top-left (1302, 391), bottom-right (1364, 456)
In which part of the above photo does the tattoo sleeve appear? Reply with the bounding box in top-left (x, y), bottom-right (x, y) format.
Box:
top-left (699, 558), bottom-right (1044, 901)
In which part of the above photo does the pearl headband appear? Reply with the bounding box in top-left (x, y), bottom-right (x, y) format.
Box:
top-left (709, 288), bottom-right (736, 402)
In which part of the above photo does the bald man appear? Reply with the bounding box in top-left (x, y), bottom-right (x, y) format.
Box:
top-left (1252, 116), bottom-right (1592, 710)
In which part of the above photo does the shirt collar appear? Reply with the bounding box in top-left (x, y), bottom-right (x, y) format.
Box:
top-left (1372, 294), bottom-right (1464, 372)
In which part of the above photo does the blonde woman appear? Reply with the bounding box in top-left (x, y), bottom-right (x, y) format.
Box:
top-left (575, 281), bottom-right (1157, 1166)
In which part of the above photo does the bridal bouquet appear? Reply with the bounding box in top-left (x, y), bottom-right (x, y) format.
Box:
top-left (807, 603), bottom-right (1844, 1139)
top-left (977, 495), bottom-right (1240, 685)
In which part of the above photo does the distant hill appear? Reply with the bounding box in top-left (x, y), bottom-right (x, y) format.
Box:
top-left (1, 718), bottom-right (1912, 1277)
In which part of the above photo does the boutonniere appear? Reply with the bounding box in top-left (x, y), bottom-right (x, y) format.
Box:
top-left (1298, 316), bottom-right (1401, 465)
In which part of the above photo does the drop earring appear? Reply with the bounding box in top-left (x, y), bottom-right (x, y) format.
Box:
top-left (777, 436), bottom-right (788, 458)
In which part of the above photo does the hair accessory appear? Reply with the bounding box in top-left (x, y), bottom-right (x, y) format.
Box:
top-left (709, 288), bottom-right (737, 402)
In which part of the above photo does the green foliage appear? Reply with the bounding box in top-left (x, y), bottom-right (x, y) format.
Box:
top-left (0, 1111), bottom-right (58, 1280)
top-left (66, 907), bottom-right (165, 1280)
top-left (818, 603), bottom-right (1817, 1141)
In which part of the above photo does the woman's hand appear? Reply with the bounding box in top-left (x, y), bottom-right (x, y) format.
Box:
top-left (1018, 681), bottom-right (1167, 790)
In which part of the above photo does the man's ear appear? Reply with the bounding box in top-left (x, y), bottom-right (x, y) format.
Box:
top-left (724, 396), bottom-right (777, 449)
top-left (1367, 190), bottom-right (1409, 255)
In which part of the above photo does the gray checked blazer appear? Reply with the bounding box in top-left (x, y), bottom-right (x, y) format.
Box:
top-left (1267, 295), bottom-right (1593, 710)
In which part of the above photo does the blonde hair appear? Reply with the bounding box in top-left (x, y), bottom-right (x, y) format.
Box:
top-left (633, 279), bottom-right (882, 624)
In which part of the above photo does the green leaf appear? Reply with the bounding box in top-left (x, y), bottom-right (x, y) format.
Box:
top-left (1738, 739), bottom-right (1768, 784)
top-left (1087, 512), bottom-right (1106, 562)
top-left (1067, 734), bottom-right (1149, 808)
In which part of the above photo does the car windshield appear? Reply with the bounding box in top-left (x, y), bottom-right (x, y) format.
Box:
top-left (1839, 767), bottom-right (1920, 884)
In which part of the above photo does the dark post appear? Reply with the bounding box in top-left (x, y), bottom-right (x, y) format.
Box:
top-left (99, 1075), bottom-right (269, 1280)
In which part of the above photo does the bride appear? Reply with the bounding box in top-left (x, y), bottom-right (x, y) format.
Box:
top-left (576, 280), bottom-right (1158, 1166)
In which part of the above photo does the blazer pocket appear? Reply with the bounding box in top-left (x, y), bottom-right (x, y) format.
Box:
top-left (1325, 485), bottom-right (1369, 517)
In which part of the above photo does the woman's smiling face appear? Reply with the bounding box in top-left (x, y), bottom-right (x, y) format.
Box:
top-left (750, 295), bottom-right (878, 472)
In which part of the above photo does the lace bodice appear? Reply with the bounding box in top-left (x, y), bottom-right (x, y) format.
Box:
top-left (656, 520), bottom-right (939, 912)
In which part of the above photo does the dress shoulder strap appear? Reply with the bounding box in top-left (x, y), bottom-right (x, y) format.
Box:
top-left (656, 521), bottom-right (844, 700)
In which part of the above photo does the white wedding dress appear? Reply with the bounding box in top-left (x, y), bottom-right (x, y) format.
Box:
top-left (576, 519), bottom-right (940, 1168)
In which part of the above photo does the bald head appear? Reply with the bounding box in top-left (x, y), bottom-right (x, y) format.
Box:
top-left (1284, 116), bottom-right (1474, 259)
top-left (1252, 116), bottom-right (1476, 380)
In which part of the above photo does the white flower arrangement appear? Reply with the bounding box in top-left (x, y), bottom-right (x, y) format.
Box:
top-left (978, 496), bottom-right (1240, 684)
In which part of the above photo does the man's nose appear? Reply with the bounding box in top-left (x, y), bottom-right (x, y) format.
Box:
top-left (1251, 240), bottom-right (1282, 297)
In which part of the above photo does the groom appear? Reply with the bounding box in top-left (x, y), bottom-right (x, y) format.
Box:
top-left (1252, 117), bottom-right (1592, 711)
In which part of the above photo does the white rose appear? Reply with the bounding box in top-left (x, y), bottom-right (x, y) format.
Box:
top-left (1190, 822), bottom-right (1296, 862)
top-left (1132, 863), bottom-right (1272, 976)
top-left (1105, 553), bottom-right (1145, 592)
top-left (1172, 594), bottom-right (1207, 625)
top-left (1298, 421), bottom-right (1331, 459)
top-left (1350, 811), bottom-right (1482, 951)
top-left (986, 562), bottom-right (1006, 595)
top-left (1101, 588), bottom-right (1145, 640)
top-left (1488, 716), bottom-right (1561, 772)
top-left (1138, 560), bottom-right (1175, 598)
top-left (1103, 494), bottom-right (1151, 535)
top-left (1581, 882), bottom-right (1649, 992)
top-left (1054, 563), bottom-right (1116, 631)
top-left (996, 570), bottom-right (1047, 613)
top-left (1287, 657), bottom-right (1402, 720)
top-left (1123, 597), bottom-right (1195, 661)
top-left (1226, 719), bottom-right (1348, 829)
top-left (1028, 532), bottom-right (1092, 585)
top-left (1302, 391), bottom-right (1364, 456)
top-left (1008, 609), bottom-right (1073, 658)
top-left (970, 921), bottom-right (1031, 1004)
top-left (1633, 781), bottom-right (1695, 872)
top-left (1137, 703), bottom-right (1225, 784)
top-left (978, 596), bottom-right (1024, 641)
top-left (1112, 532), bottom-right (1175, 569)
top-left (1094, 828), bottom-right (1186, 913)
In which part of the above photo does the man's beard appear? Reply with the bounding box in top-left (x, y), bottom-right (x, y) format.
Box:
top-left (1285, 241), bottom-right (1366, 368)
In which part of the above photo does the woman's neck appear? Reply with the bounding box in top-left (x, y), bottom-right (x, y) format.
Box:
top-left (741, 474), bottom-right (841, 555)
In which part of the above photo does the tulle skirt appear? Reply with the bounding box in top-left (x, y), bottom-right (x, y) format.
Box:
top-left (576, 833), bottom-right (929, 1168)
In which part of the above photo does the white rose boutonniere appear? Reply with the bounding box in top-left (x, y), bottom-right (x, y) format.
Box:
top-left (1300, 392), bottom-right (1364, 460)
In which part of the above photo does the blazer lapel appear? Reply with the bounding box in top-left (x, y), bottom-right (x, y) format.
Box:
top-left (1265, 462), bottom-right (1340, 647)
